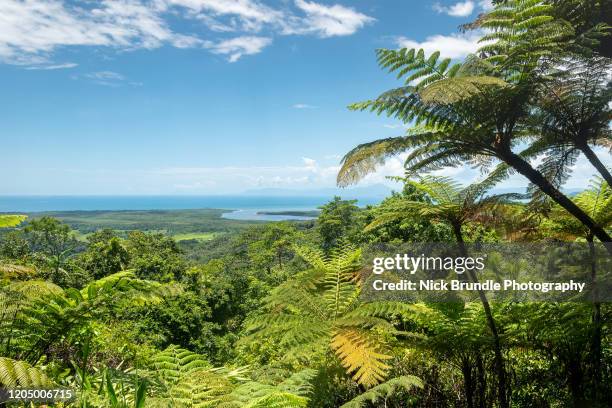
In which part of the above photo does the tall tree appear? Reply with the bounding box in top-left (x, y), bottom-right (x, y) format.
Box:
top-left (24, 217), bottom-right (82, 286)
top-left (366, 176), bottom-right (518, 408)
top-left (317, 197), bottom-right (363, 251)
top-left (547, 177), bottom-right (612, 400)
top-left (338, 0), bottom-right (612, 251)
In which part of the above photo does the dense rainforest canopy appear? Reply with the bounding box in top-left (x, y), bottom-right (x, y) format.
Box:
top-left (1, 0), bottom-right (611, 407)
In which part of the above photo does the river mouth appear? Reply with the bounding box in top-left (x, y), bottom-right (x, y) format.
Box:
top-left (221, 209), bottom-right (317, 221)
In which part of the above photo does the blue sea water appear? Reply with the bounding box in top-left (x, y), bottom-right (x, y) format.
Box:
top-left (0, 195), bottom-right (383, 221)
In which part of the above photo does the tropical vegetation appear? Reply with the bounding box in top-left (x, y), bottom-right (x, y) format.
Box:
top-left (1, 0), bottom-right (611, 406)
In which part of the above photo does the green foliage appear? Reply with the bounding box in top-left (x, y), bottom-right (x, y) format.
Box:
top-left (3, 8), bottom-right (612, 399)
top-left (145, 346), bottom-right (312, 408)
top-left (339, 0), bottom-right (612, 249)
top-left (0, 271), bottom-right (173, 364)
top-left (0, 357), bottom-right (52, 387)
top-left (0, 214), bottom-right (27, 228)
top-left (317, 197), bottom-right (364, 250)
top-left (244, 243), bottom-right (414, 388)
top-left (367, 176), bottom-right (520, 242)
top-left (340, 375), bottom-right (423, 408)
top-left (0, 230), bottom-right (31, 260)
top-left (76, 229), bottom-right (130, 279)
top-left (23, 216), bottom-right (84, 286)
top-left (125, 231), bottom-right (186, 282)
top-left (550, 177), bottom-right (612, 239)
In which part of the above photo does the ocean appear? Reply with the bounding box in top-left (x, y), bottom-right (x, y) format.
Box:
top-left (0, 195), bottom-right (383, 221)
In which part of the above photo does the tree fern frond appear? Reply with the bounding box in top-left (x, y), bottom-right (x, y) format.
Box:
top-left (419, 76), bottom-right (508, 104)
top-left (337, 129), bottom-right (444, 187)
top-left (340, 375), bottom-right (424, 408)
top-left (0, 357), bottom-right (52, 387)
top-left (331, 328), bottom-right (392, 388)
top-left (0, 215), bottom-right (27, 228)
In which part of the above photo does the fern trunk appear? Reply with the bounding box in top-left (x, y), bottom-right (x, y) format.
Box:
top-left (461, 358), bottom-right (475, 408)
top-left (452, 222), bottom-right (509, 408)
top-left (578, 144), bottom-right (612, 188)
top-left (587, 235), bottom-right (602, 402)
top-left (501, 151), bottom-right (612, 254)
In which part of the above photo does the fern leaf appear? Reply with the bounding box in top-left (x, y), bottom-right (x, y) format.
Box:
top-left (331, 329), bottom-right (392, 387)
top-left (0, 357), bottom-right (52, 387)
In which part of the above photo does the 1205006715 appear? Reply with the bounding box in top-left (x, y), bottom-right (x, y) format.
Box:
top-left (0, 388), bottom-right (75, 403)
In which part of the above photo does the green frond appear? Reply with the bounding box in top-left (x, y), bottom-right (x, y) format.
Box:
top-left (276, 369), bottom-right (317, 397)
top-left (4, 279), bottom-right (63, 298)
top-left (150, 345), bottom-right (211, 383)
top-left (340, 376), bottom-right (424, 408)
top-left (419, 76), bottom-right (508, 104)
top-left (0, 357), bottom-right (52, 387)
top-left (572, 177), bottom-right (612, 229)
top-left (343, 302), bottom-right (418, 319)
top-left (0, 215), bottom-right (27, 228)
top-left (243, 392), bottom-right (308, 408)
top-left (375, 48), bottom-right (462, 89)
top-left (337, 128), bottom-right (443, 187)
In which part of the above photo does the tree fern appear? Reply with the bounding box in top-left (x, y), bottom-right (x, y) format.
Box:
top-left (1, 271), bottom-right (178, 363)
top-left (244, 244), bottom-right (416, 388)
top-left (146, 347), bottom-right (311, 408)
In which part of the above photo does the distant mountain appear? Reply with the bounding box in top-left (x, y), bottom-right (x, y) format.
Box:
top-left (241, 184), bottom-right (394, 198)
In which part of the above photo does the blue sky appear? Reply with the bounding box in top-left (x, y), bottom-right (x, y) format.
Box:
top-left (0, 0), bottom-right (607, 195)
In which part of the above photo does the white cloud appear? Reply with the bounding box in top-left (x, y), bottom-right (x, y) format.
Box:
top-left (433, 1), bottom-right (475, 17)
top-left (208, 36), bottom-right (271, 62)
top-left (292, 103), bottom-right (317, 109)
top-left (288, 0), bottom-right (375, 37)
top-left (159, 0), bottom-right (283, 32)
top-left (24, 62), bottom-right (77, 70)
top-left (0, 0), bottom-right (200, 65)
top-left (396, 31), bottom-right (482, 59)
top-left (76, 70), bottom-right (142, 87)
top-left (0, 0), bottom-right (373, 66)
top-left (86, 71), bottom-right (125, 81)
top-left (383, 123), bottom-right (407, 129)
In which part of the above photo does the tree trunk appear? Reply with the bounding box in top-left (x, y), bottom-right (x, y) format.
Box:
top-left (462, 358), bottom-right (475, 408)
top-left (501, 151), bottom-right (612, 254)
top-left (476, 353), bottom-right (486, 408)
top-left (579, 144), bottom-right (612, 188)
top-left (452, 222), bottom-right (509, 408)
top-left (567, 356), bottom-right (585, 406)
top-left (587, 235), bottom-right (602, 401)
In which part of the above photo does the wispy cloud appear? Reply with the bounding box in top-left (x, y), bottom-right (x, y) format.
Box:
top-left (76, 70), bottom-right (138, 87)
top-left (208, 36), bottom-right (272, 62)
top-left (433, 1), bottom-right (475, 17)
top-left (292, 103), bottom-right (317, 109)
top-left (396, 31), bottom-right (483, 59)
top-left (24, 62), bottom-right (78, 70)
top-left (383, 123), bottom-right (406, 129)
top-left (86, 71), bottom-right (125, 81)
top-left (0, 0), bottom-right (374, 67)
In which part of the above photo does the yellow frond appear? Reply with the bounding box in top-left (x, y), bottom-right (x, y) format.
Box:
top-left (331, 329), bottom-right (392, 387)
